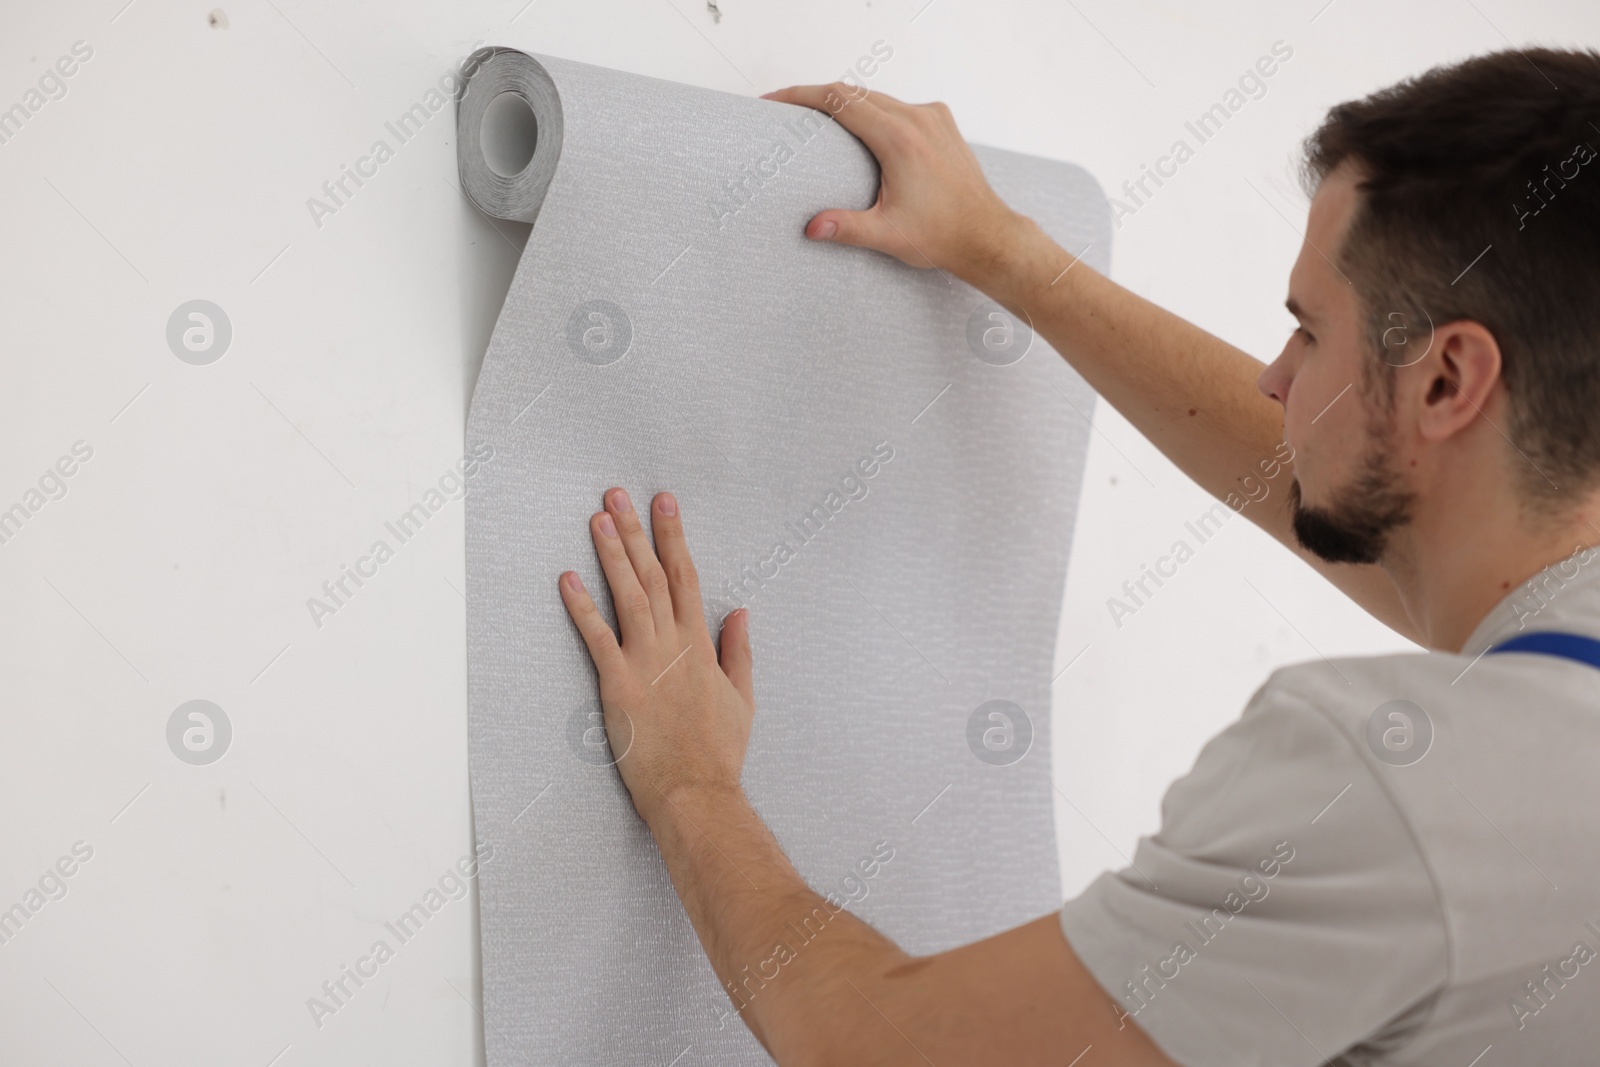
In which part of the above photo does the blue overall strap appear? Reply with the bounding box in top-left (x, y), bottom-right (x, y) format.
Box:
top-left (1486, 630), bottom-right (1600, 671)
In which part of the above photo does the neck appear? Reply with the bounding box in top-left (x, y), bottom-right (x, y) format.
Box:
top-left (1384, 491), bottom-right (1600, 652)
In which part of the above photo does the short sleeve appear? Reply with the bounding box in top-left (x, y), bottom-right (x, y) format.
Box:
top-left (1058, 677), bottom-right (1448, 1067)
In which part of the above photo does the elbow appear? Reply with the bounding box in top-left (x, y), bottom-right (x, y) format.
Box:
top-left (768, 960), bottom-right (929, 1067)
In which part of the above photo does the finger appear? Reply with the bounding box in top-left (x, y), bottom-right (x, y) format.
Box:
top-left (762, 86), bottom-right (934, 266)
top-left (762, 81), bottom-right (913, 116)
top-left (591, 506), bottom-right (655, 643)
top-left (650, 492), bottom-right (708, 634)
top-left (605, 488), bottom-right (675, 635)
top-left (804, 206), bottom-right (916, 260)
top-left (558, 570), bottom-right (626, 674)
top-left (719, 608), bottom-right (754, 703)
top-left (760, 82), bottom-right (906, 157)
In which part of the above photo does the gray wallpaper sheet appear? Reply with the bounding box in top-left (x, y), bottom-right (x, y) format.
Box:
top-left (458, 48), bottom-right (1111, 1065)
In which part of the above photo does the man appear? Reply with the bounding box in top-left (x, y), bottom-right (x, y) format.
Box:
top-left (556, 46), bottom-right (1600, 1065)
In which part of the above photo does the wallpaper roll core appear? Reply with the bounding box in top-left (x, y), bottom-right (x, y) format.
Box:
top-left (458, 49), bottom-right (562, 223)
top-left (459, 47), bottom-right (1111, 1065)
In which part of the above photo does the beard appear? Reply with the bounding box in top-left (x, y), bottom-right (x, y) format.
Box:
top-left (1289, 415), bottom-right (1416, 565)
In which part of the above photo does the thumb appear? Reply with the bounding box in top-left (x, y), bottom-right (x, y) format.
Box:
top-left (719, 608), bottom-right (754, 702)
top-left (806, 208), bottom-right (923, 264)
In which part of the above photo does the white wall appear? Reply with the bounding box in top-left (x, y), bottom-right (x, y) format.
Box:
top-left (0, 1), bottom-right (1594, 1064)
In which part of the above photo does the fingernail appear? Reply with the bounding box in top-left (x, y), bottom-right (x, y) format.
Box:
top-left (658, 493), bottom-right (678, 517)
top-left (814, 219), bottom-right (838, 239)
top-left (565, 571), bottom-right (585, 593)
top-left (598, 512), bottom-right (617, 537)
top-left (611, 489), bottom-right (633, 512)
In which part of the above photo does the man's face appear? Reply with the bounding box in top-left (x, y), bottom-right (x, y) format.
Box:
top-left (1256, 164), bottom-right (1416, 565)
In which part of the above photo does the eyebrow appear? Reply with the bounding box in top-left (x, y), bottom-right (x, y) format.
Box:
top-left (1285, 296), bottom-right (1320, 325)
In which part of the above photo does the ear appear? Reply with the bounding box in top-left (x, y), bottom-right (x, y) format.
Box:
top-left (1415, 320), bottom-right (1502, 443)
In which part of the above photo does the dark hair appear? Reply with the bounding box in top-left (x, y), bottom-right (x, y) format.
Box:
top-left (1299, 47), bottom-right (1600, 507)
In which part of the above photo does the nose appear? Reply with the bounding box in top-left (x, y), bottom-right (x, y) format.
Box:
top-left (1258, 352), bottom-right (1290, 407)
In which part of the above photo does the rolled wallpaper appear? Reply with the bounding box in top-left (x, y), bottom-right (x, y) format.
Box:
top-left (457, 47), bottom-right (1109, 1064)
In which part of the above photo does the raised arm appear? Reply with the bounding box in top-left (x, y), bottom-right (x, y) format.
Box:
top-left (762, 83), bottom-right (1419, 644)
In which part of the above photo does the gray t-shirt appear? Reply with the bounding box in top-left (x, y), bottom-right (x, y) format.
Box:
top-left (1060, 545), bottom-right (1600, 1065)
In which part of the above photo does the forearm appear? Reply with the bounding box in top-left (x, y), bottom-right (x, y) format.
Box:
top-left (644, 785), bottom-right (911, 1064)
top-left (965, 219), bottom-right (1417, 640)
top-left (976, 221), bottom-right (1287, 517)
top-left (643, 785), bottom-right (1175, 1067)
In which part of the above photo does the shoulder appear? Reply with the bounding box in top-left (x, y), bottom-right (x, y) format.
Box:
top-left (1059, 650), bottom-right (1455, 1063)
top-left (1152, 648), bottom-right (1456, 850)
top-left (1253, 647), bottom-right (1470, 748)
top-left (1226, 643), bottom-right (1493, 793)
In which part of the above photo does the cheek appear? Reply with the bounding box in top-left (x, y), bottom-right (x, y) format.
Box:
top-left (1304, 394), bottom-right (1382, 497)
top-left (1289, 341), bottom-right (1356, 431)
top-left (1285, 386), bottom-right (1343, 492)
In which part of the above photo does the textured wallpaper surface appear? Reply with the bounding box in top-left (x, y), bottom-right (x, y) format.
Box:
top-left (458, 48), bottom-right (1111, 1065)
